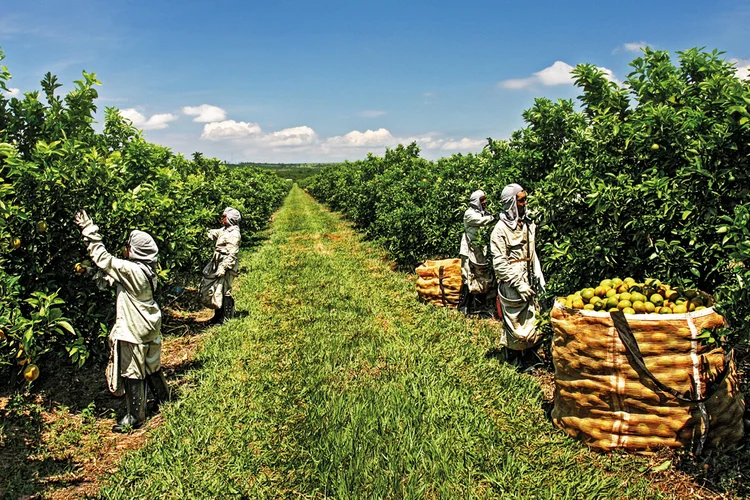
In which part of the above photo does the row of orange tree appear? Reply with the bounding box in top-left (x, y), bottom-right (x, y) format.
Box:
top-left (305, 48), bottom-right (750, 346)
top-left (0, 50), bottom-right (290, 382)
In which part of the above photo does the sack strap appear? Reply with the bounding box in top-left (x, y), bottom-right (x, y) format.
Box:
top-left (438, 266), bottom-right (458, 307)
top-left (610, 311), bottom-right (733, 403)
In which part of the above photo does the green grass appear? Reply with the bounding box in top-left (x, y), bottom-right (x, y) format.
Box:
top-left (99, 185), bottom-right (666, 499)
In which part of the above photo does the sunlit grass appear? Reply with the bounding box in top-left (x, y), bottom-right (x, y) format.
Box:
top-left (100, 186), bottom-right (665, 499)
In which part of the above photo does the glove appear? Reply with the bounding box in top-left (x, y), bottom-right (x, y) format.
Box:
top-left (74, 210), bottom-right (93, 229)
top-left (517, 282), bottom-right (535, 302)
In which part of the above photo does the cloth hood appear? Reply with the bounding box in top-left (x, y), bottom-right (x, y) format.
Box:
top-left (223, 207), bottom-right (241, 227)
top-left (127, 230), bottom-right (158, 267)
top-left (499, 183), bottom-right (525, 230)
top-left (468, 190), bottom-right (487, 215)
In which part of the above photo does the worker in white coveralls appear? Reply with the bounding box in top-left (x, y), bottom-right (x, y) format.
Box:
top-left (201, 207), bottom-right (241, 324)
top-left (490, 184), bottom-right (546, 365)
top-left (75, 210), bottom-right (170, 432)
top-left (458, 190), bottom-right (496, 315)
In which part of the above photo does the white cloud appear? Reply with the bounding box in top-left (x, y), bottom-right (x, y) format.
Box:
top-left (200, 120), bottom-right (262, 140)
top-left (183, 104), bottom-right (227, 123)
top-left (617, 41), bottom-right (650, 54)
top-left (731, 58), bottom-right (750, 80)
top-left (358, 110), bottom-right (387, 118)
top-left (3, 87), bottom-right (20, 98)
top-left (119, 108), bottom-right (178, 130)
top-left (264, 126), bottom-right (317, 147)
top-left (326, 128), bottom-right (393, 147)
top-left (441, 138), bottom-right (486, 150)
top-left (499, 61), bottom-right (618, 89)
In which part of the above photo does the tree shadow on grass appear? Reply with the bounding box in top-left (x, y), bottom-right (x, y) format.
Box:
top-left (0, 290), bottom-right (209, 499)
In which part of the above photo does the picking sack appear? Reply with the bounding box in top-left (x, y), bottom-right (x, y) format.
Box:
top-left (551, 303), bottom-right (744, 453)
top-left (415, 258), bottom-right (462, 308)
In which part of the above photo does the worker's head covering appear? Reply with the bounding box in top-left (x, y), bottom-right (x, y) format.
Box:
top-left (469, 190), bottom-right (487, 215)
top-left (499, 183), bottom-right (525, 229)
top-left (223, 207), bottom-right (241, 227)
top-left (127, 230), bottom-right (158, 267)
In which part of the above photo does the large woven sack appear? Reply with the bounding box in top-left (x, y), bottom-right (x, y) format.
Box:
top-left (551, 303), bottom-right (744, 452)
top-left (415, 258), bottom-right (461, 308)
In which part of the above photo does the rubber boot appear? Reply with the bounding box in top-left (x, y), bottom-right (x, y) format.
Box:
top-left (209, 305), bottom-right (225, 325)
top-left (458, 285), bottom-right (469, 315)
top-left (223, 295), bottom-right (235, 321)
top-left (146, 370), bottom-right (172, 406)
top-left (113, 378), bottom-right (146, 432)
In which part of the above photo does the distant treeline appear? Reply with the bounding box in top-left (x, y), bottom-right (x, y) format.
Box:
top-left (226, 162), bottom-right (341, 182)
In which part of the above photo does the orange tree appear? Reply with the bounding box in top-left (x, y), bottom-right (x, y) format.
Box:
top-left (307, 47), bottom-right (750, 346)
top-left (0, 50), bottom-right (289, 383)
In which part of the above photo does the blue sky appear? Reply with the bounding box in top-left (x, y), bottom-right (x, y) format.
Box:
top-left (2, 0), bottom-right (749, 163)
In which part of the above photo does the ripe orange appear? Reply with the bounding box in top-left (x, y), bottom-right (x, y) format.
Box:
top-left (650, 294), bottom-right (664, 306)
top-left (11, 237), bottom-right (21, 249)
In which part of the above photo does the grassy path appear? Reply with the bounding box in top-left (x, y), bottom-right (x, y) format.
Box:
top-left (100, 186), bottom-right (665, 499)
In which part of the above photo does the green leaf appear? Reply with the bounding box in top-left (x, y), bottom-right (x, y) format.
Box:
top-left (651, 459), bottom-right (672, 473)
top-left (57, 321), bottom-right (76, 335)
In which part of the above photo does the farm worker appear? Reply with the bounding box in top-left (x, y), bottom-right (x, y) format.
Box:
top-left (74, 210), bottom-right (170, 432)
top-left (458, 189), bottom-right (496, 314)
top-left (201, 207), bottom-right (241, 323)
top-left (490, 184), bottom-right (546, 363)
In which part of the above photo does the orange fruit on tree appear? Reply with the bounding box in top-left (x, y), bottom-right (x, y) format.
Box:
top-left (23, 364), bottom-right (39, 382)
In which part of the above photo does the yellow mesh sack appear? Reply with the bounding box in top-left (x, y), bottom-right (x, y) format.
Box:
top-left (551, 303), bottom-right (744, 452)
top-left (415, 258), bottom-right (462, 308)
